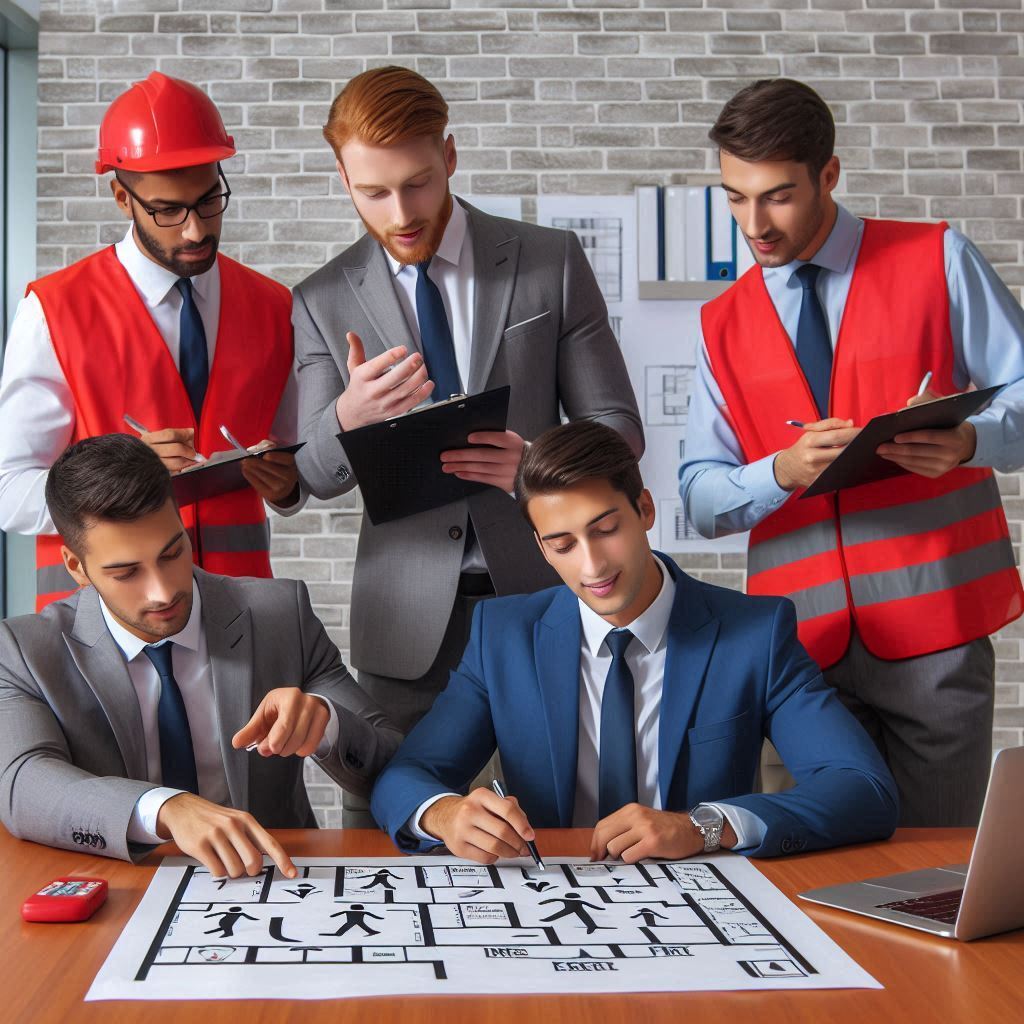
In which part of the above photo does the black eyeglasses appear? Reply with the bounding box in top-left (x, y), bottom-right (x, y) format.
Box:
top-left (115, 168), bottom-right (232, 228)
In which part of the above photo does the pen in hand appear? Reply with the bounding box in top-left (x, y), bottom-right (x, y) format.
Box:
top-left (220, 424), bottom-right (249, 454)
top-left (916, 371), bottom-right (933, 397)
top-left (124, 413), bottom-right (205, 465)
top-left (123, 414), bottom-right (149, 434)
top-left (492, 779), bottom-right (546, 870)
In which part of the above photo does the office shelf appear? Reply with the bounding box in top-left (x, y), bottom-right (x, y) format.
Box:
top-left (638, 280), bottom-right (735, 301)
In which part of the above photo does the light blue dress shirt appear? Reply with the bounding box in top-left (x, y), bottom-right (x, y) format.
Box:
top-left (679, 203), bottom-right (1024, 537)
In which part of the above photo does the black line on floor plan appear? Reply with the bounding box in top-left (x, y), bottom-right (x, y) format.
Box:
top-left (135, 866), bottom-right (196, 981)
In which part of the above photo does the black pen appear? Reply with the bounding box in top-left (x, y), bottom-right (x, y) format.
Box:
top-left (491, 779), bottom-right (545, 870)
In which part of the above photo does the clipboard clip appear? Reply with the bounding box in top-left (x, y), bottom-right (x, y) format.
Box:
top-left (386, 394), bottom-right (469, 427)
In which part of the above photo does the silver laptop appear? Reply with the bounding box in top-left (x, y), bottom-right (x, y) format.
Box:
top-left (799, 745), bottom-right (1024, 941)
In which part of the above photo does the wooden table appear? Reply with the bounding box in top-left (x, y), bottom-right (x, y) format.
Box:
top-left (3, 826), bottom-right (1022, 1023)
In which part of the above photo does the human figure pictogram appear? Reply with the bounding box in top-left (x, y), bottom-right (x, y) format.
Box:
top-left (539, 893), bottom-right (612, 935)
top-left (320, 904), bottom-right (385, 938)
top-left (359, 869), bottom-right (401, 892)
top-left (204, 906), bottom-right (257, 938)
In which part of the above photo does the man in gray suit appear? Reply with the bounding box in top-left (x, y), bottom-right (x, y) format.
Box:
top-left (0, 435), bottom-right (402, 877)
top-left (293, 68), bottom-right (643, 823)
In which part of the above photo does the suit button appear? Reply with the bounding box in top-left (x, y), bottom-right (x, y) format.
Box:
top-left (449, 526), bottom-right (463, 541)
top-left (781, 839), bottom-right (794, 853)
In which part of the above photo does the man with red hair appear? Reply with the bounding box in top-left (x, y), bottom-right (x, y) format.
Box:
top-left (0, 72), bottom-right (302, 610)
top-left (293, 67), bottom-right (643, 825)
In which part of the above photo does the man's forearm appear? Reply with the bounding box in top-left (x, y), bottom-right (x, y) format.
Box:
top-left (679, 455), bottom-right (789, 538)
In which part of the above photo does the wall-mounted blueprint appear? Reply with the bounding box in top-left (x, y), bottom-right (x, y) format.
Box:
top-left (87, 855), bottom-right (878, 1001)
top-left (536, 196), bottom-right (747, 554)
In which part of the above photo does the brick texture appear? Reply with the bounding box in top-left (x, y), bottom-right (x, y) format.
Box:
top-left (36, 0), bottom-right (1024, 821)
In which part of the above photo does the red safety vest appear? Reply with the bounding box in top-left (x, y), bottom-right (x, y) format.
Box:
top-left (28, 246), bottom-right (293, 610)
top-left (702, 218), bottom-right (1023, 668)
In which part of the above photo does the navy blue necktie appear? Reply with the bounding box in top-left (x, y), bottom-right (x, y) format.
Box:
top-left (143, 643), bottom-right (199, 795)
top-left (598, 628), bottom-right (639, 819)
top-left (794, 263), bottom-right (832, 419)
top-left (415, 260), bottom-right (461, 403)
top-left (176, 278), bottom-right (209, 422)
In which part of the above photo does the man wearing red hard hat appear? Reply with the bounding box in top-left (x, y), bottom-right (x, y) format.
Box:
top-left (0, 72), bottom-right (303, 608)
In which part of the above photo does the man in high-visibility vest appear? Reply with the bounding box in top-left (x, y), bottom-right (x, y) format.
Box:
top-left (680, 78), bottom-right (1024, 827)
top-left (0, 72), bottom-right (302, 608)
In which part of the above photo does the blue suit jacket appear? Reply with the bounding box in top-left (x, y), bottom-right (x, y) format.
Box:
top-left (371, 554), bottom-right (898, 857)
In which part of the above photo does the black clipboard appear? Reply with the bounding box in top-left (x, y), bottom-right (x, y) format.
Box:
top-left (337, 385), bottom-right (511, 525)
top-left (800, 384), bottom-right (1004, 499)
top-left (171, 442), bottom-right (305, 506)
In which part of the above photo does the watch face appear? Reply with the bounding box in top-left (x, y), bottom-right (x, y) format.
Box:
top-left (691, 805), bottom-right (724, 829)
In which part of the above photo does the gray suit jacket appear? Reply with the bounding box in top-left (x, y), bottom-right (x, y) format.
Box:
top-left (293, 199), bottom-right (644, 680)
top-left (0, 569), bottom-right (403, 862)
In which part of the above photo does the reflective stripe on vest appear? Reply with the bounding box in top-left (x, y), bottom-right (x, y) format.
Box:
top-left (36, 561), bottom-right (78, 598)
top-left (28, 248), bottom-right (292, 610)
top-left (702, 217), bottom-right (1024, 667)
top-left (749, 476), bottom-right (1005, 576)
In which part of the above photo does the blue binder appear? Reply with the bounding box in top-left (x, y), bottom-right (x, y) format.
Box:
top-left (705, 187), bottom-right (738, 281)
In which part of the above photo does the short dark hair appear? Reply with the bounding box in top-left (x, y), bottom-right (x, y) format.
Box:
top-left (709, 79), bottom-right (836, 179)
top-left (45, 434), bottom-right (175, 554)
top-left (516, 421), bottom-right (643, 525)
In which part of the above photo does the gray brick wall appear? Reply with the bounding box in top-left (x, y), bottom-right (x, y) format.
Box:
top-left (35, 0), bottom-right (1024, 823)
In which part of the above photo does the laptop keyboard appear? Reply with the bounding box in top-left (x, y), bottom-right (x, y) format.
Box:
top-left (879, 888), bottom-right (963, 925)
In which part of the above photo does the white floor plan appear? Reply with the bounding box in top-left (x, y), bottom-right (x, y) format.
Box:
top-left (88, 855), bottom-right (879, 1001)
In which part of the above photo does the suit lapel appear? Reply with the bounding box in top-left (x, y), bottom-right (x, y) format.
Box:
top-left (65, 587), bottom-right (148, 780)
top-left (198, 571), bottom-right (253, 811)
top-left (657, 559), bottom-right (720, 808)
top-left (534, 588), bottom-right (582, 826)
top-left (465, 201), bottom-right (520, 394)
top-left (342, 240), bottom-right (416, 360)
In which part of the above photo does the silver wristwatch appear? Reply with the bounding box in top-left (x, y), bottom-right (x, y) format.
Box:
top-left (689, 804), bottom-right (725, 853)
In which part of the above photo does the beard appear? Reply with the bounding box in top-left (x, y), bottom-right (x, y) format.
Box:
top-left (364, 190), bottom-right (452, 266)
top-left (108, 588), bottom-right (193, 642)
top-left (133, 216), bottom-right (220, 278)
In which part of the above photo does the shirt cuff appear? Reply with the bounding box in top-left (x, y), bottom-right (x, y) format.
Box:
top-left (407, 792), bottom-right (461, 844)
top-left (962, 414), bottom-right (998, 468)
top-left (129, 787), bottom-right (186, 844)
top-left (733, 452), bottom-right (791, 513)
top-left (704, 802), bottom-right (767, 852)
top-left (310, 696), bottom-right (339, 759)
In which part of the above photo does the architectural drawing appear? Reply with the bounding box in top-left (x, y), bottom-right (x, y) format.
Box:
top-left (645, 365), bottom-right (695, 428)
top-left (550, 215), bottom-right (623, 303)
top-left (660, 499), bottom-right (707, 551)
top-left (87, 856), bottom-right (878, 1001)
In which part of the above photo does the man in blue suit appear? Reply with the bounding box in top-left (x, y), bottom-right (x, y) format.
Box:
top-left (371, 421), bottom-right (898, 864)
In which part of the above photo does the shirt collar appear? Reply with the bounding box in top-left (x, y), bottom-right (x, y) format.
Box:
top-left (384, 197), bottom-right (469, 277)
top-left (578, 558), bottom-right (675, 659)
top-left (100, 577), bottom-right (203, 664)
top-left (114, 223), bottom-right (218, 307)
top-left (762, 202), bottom-right (862, 287)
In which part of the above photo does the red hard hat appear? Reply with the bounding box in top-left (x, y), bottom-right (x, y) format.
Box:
top-left (95, 71), bottom-right (235, 174)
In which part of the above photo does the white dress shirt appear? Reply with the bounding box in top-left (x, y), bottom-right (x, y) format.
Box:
top-left (384, 198), bottom-right (475, 396)
top-left (383, 199), bottom-right (487, 573)
top-left (412, 562), bottom-right (766, 850)
top-left (0, 225), bottom-right (302, 535)
top-left (102, 579), bottom-right (338, 844)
